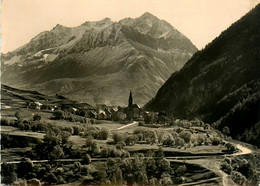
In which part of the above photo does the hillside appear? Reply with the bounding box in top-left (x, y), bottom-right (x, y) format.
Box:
top-left (145, 5), bottom-right (260, 145)
top-left (1, 84), bottom-right (93, 116)
top-left (1, 13), bottom-right (197, 106)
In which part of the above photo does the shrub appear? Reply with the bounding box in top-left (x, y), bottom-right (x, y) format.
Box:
top-left (179, 131), bottom-right (192, 143)
top-left (225, 143), bottom-right (236, 152)
top-left (175, 137), bottom-right (185, 147)
top-left (82, 154), bottom-right (92, 164)
top-left (98, 128), bottom-right (109, 140)
top-left (99, 148), bottom-right (108, 158)
top-left (1, 163), bottom-right (17, 184)
top-left (73, 126), bottom-right (84, 135)
top-left (220, 161), bottom-right (232, 174)
top-left (222, 126), bottom-right (230, 136)
top-left (15, 111), bottom-right (21, 120)
top-left (197, 134), bottom-right (205, 145)
top-left (125, 135), bottom-right (137, 146)
top-left (112, 132), bottom-right (124, 144)
top-left (231, 171), bottom-right (246, 185)
top-left (17, 158), bottom-right (34, 178)
top-left (176, 165), bottom-right (187, 176)
top-left (212, 137), bottom-right (221, 145)
top-left (1, 118), bottom-right (9, 126)
top-left (204, 123), bottom-right (211, 130)
top-left (160, 176), bottom-right (173, 185)
top-left (116, 141), bottom-right (126, 150)
top-left (33, 114), bottom-right (41, 121)
top-left (46, 173), bottom-right (58, 184)
top-left (57, 175), bottom-right (66, 184)
top-left (162, 134), bottom-right (174, 147)
top-left (52, 110), bottom-right (65, 120)
top-left (94, 146), bottom-right (101, 155)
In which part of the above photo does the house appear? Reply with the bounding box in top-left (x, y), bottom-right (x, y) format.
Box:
top-left (88, 110), bottom-right (97, 119)
top-left (97, 110), bottom-right (107, 120)
top-left (110, 107), bottom-right (118, 120)
top-left (104, 108), bottom-right (112, 119)
top-left (28, 101), bottom-right (42, 110)
top-left (117, 111), bottom-right (127, 121)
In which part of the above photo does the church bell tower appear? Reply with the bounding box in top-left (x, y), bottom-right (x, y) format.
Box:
top-left (128, 90), bottom-right (133, 107)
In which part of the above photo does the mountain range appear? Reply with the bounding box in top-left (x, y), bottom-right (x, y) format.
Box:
top-left (1, 12), bottom-right (197, 106)
top-left (145, 5), bottom-right (260, 145)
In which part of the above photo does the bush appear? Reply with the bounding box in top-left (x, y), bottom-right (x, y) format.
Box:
top-left (176, 165), bottom-right (187, 176)
top-left (46, 173), bottom-right (58, 184)
top-left (212, 137), bottom-right (221, 145)
top-left (220, 161), bottom-right (232, 174)
top-left (101, 147), bottom-right (110, 157)
top-left (222, 126), bottom-right (230, 136)
top-left (15, 111), bottom-right (22, 120)
top-left (33, 114), bottom-right (41, 121)
top-left (82, 154), bottom-right (92, 164)
top-left (179, 131), bottom-right (192, 143)
top-left (1, 163), bottom-right (17, 184)
top-left (116, 141), bottom-right (126, 150)
top-left (231, 171), bottom-right (246, 185)
top-left (175, 137), bottom-right (185, 147)
top-left (225, 143), bottom-right (236, 152)
top-left (16, 158), bottom-right (33, 178)
top-left (98, 128), bottom-right (109, 140)
top-left (125, 135), bottom-right (137, 146)
top-left (197, 134), bottom-right (205, 146)
top-left (112, 132), bottom-right (124, 144)
top-left (1, 118), bottom-right (9, 126)
top-left (52, 110), bottom-right (65, 120)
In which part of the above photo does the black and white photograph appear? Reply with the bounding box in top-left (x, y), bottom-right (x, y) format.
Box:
top-left (1, 0), bottom-right (260, 185)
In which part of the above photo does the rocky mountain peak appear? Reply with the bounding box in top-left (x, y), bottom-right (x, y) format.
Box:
top-left (139, 12), bottom-right (158, 20)
top-left (1, 12), bottom-right (197, 106)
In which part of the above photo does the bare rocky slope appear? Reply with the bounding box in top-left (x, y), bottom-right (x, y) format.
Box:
top-left (145, 5), bottom-right (260, 146)
top-left (1, 12), bottom-right (197, 106)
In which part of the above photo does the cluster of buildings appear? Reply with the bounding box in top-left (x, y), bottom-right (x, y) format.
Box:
top-left (88, 91), bottom-right (144, 121)
top-left (27, 90), bottom-right (161, 123)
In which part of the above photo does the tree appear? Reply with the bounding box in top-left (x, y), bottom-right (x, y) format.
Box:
top-left (33, 128), bottom-right (69, 160)
top-left (112, 132), bottom-right (124, 144)
top-left (52, 110), bottom-right (65, 120)
top-left (225, 143), bottom-right (236, 152)
top-left (82, 154), bottom-right (91, 164)
top-left (223, 126), bottom-right (230, 136)
top-left (98, 128), bottom-right (109, 140)
top-left (176, 165), bottom-right (187, 176)
top-left (15, 111), bottom-right (21, 120)
top-left (101, 147), bottom-right (109, 157)
top-left (125, 135), bottom-right (136, 146)
top-left (16, 158), bottom-right (33, 178)
top-left (231, 171), bottom-right (246, 185)
top-left (179, 131), bottom-right (192, 143)
top-left (1, 163), bottom-right (17, 184)
top-left (85, 137), bottom-right (97, 153)
top-left (212, 137), bottom-right (221, 145)
top-left (156, 147), bottom-right (165, 159)
top-left (175, 137), bottom-right (185, 147)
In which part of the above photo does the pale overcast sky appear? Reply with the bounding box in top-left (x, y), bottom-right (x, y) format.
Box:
top-left (1, 0), bottom-right (259, 53)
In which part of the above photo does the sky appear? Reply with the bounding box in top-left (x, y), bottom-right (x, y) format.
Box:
top-left (0, 0), bottom-right (259, 53)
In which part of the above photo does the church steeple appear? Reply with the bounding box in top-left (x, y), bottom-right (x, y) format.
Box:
top-left (128, 90), bottom-right (133, 107)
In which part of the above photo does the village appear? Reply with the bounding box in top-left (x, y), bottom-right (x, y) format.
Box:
top-left (27, 90), bottom-right (163, 125)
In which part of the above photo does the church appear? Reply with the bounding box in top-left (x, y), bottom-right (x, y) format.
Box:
top-left (124, 90), bottom-right (143, 120)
